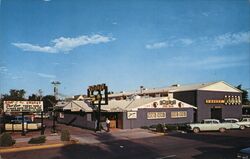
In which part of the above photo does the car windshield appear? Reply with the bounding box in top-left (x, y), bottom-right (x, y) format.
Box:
top-left (222, 120), bottom-right (230, 123)
top-left (13, 116), bottom-right (32, 123)
top-left (242, 119), bottom-right (248, 122)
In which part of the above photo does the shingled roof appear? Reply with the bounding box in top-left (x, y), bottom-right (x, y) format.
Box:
top-left (108, 81), bottom-right (241, 98)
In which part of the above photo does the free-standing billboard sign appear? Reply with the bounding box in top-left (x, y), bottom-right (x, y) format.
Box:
top-left (3, 101), bottom-right (43, 113)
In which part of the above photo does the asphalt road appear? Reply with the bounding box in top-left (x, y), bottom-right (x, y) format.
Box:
top-left (1, 128), bottom-right (250, 159)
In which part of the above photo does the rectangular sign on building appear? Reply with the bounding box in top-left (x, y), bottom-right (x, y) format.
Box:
top-left (127, 111), bottom-right (137, 119)
top-left (147, 112), bottom-right (166, 119)
top-left (3, 101), bottom-right (43, 113)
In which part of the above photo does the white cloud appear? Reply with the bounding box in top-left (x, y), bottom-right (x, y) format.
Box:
top-left (202, 12), bottom-right (209, 17)
top-left (146, 31), bottom-right (250, 50)
top-left (214, 31), bottom-right (250, 48)
top-left (145, 42), bottom-right (168, 49)
top-left (0, 66), bottom-right (8, 73)
top-left (43, 0), bottom-right (51, 2)
top-left (11, 76), bottom-right (23, 80)
top-left (146, 38), bottom-right (193, 49)
top-left (168, 55), bottom-right (248, 70)
top-left (53, 62), bottom-right (60, 65)
top-left (12, 34), bottom-right (115, 53)
top-left (12, 43), bottom-right (57, 53)
top-left (37, 73), bottom-right (56, 79)
top-left (179, 38), bottom-right (194, 46)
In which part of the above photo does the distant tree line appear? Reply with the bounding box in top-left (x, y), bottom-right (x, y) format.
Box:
top-left (236, 85), bottom-right (249, 105)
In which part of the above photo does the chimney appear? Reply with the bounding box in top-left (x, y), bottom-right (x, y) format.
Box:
top-left (140, 86), bottom-right (144, 94)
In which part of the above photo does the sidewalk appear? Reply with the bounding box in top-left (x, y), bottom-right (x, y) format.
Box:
top-left (0, 121), bottom-right (164, 154)
top-left (70, 128), bottom-right (163, 144)
top-left (14, 134), bottom-right (60, 143)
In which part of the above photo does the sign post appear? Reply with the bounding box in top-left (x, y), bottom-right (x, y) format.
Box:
top-left (87, 84), bottom-right (108, 132)
top-left (21, 112), bottom-right (25, 136)
top-left (3, 101), bottom-right (44, 136)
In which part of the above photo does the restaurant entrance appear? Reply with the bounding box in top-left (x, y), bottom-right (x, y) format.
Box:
top-left (211, 107), bottom-right (222, 121)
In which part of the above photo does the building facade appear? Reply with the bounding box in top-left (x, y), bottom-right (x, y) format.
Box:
top-left (57, 81), bottom-right (242, 130)
top-left (108, 81), bottom-right (242, 122)
top-left (57, 97), bottom-right (195, 129)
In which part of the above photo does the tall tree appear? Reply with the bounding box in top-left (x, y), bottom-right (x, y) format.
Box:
top-left (236, 85), bottom-right (249, 104)
top-left (28, 94), bottom-right (41, 101)
top-left (3, 89), bottom-right (26, 101)
top-left (42, 95), bottom-right (56, 112)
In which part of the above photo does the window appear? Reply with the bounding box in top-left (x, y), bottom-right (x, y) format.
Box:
top-left (87, 114), bottom-right (92, 121)
top-left (213, 121), bottom-right (219, 124)
top-left (232, 120), bottom-right (237, 123)
top-left (204, 121), bottom-right (212, 124)
top-left (147, 112), bottom-right (166, 119)
top-left (171, 111), bottom-right (187, 118)
top-left (242, 119), bottom-right (247, 122)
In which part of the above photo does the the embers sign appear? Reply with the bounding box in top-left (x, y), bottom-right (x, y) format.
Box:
top-left (205, 95), bottom-right (241, 105)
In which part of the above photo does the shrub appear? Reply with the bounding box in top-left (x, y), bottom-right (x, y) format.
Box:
top-left (0, 133), bottom-right (15, 147)
top-left (165, 124), bottom-right (178, 131)
top-left (140, 126), bottom-right (149, 129)
top-left (28, 136), bottom-right (46, 144)
top-left (177, 124), bottom-right (188, 131)
top-left (156, 124), bottom-right (164, 132)
top-left (149, 125), bottom-right (157, 129)
top-left (61, 129), bottom-right (70, 141)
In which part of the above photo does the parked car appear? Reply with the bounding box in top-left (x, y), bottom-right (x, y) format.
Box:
top-left (222, 118), bottom-right (241, 130)
top-left (34, 113), bottom-right (49, 119)
top-left (187, 119), bottom-right (231, 133)
top-left (237, 147), bottom-right (250, 159)
top-left (11, 116), bottom-right (32, 124)
top-left (237, 118), bottom-right (250, 130)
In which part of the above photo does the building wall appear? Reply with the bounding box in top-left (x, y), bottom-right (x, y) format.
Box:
top-left (122, 108), bottom-right (194, 129)
top-left (57, 112), bottom-right (96, 130)
top-left (196, 90), bottom-right (242, 122)
top-left (173, 91), bottom-right (197, 107)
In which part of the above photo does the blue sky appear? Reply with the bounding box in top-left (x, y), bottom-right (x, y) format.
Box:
top-left (0, 0), bottom-right (250, 97)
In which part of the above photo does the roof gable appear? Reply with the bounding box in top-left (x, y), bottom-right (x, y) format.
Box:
top-left (198, 81), bottom-right (241, 93)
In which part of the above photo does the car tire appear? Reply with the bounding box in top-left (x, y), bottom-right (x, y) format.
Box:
top-left (193, 127), bottom-right (200, 133)
top-left (240, 125), bottom-right (245, 130)
top-left (219, 128), bottom-right (226, 133)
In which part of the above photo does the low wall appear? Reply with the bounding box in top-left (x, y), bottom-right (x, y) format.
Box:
top-left (57, 113), bottom-right (95, 130)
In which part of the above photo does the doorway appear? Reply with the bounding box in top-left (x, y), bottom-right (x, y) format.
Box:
top-left (211, 107), bottom-right (222, 121)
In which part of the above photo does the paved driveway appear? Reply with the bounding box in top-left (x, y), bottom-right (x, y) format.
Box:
top-left (1, 121), bottom-right (250, 159)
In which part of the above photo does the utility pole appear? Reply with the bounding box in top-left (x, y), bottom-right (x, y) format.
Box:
top-left (51, 81), bottom-right (61, 101)
top-left (51, 81), bottom-right (60, 133)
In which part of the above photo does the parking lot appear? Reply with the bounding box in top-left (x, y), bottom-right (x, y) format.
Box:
top-left (1, 120), bottom-right (250, 159)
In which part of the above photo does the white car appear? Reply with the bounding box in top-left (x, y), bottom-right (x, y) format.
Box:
top-left (34, 113), bottom-right (49, 119)
top-left (187, 119), bottom-right (231, 133)
top-left (222, 118), bottom-right (241, 130)
top-left (237, 118), bottom-right (250, 130)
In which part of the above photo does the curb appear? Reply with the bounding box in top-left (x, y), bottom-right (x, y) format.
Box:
top-left (0, 141), bottom-right (78, 153)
